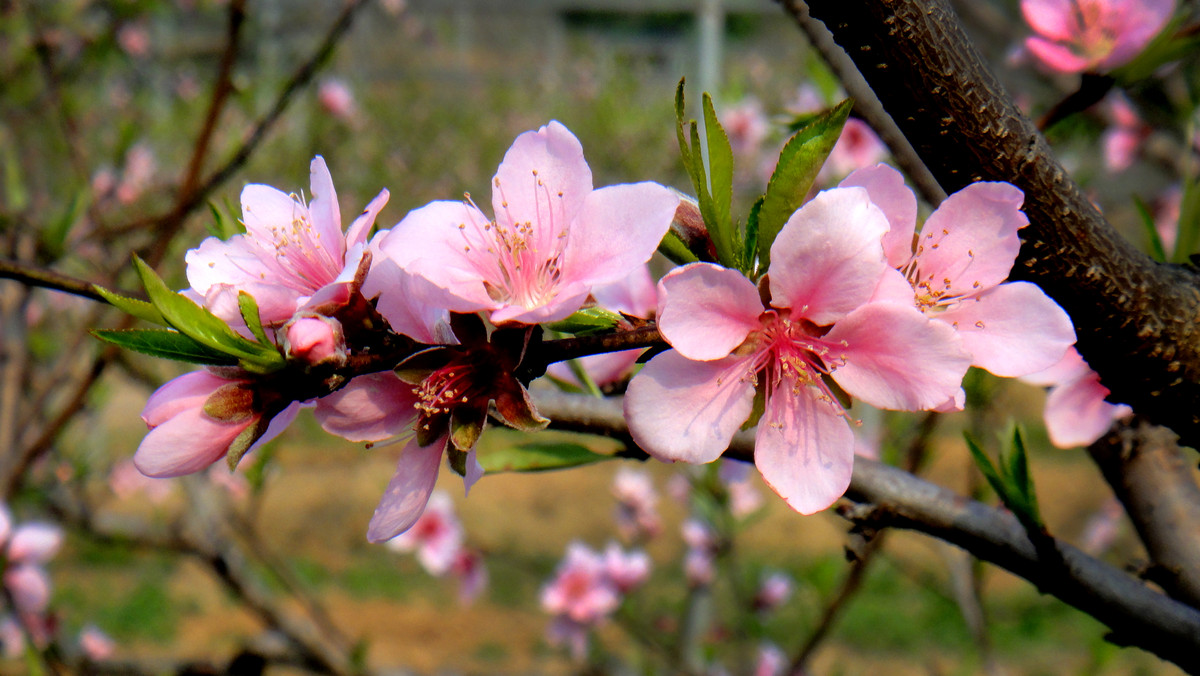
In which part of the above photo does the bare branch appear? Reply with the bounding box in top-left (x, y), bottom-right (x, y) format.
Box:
top-left (532, 391), bottom-right (1200, 670)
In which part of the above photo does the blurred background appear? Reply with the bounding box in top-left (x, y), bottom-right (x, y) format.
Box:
top-left (1, 0), bottom-right (1196, 674)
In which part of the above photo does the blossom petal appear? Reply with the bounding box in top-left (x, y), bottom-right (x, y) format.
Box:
top-left (1043, 372), bottom-right (1132, 448)
top-left (828, 303), bottom-right (971, 410)
top-left (754, 382), bottom-right (854, 515)
top-left (491, 120), bottom-right (592, 234)
top-left (5, 565), bottom-right (50, 615)
top-left (839, 164), bottom-right (917, 268)
top-left (1102, 0), bottom-right (1175, 69)
top-left (362, 254), bottom-right (451, 344)
top-left (141, 371), bottom-right (229, 427)
top-left (241, 183), bottom-right (304, 245)
top-left (592, 264), bottom-right (656, 318)
top-left (1021, 0), bottom-right (1080, 41)
top-left (768, 187), bottom-right (889, 325)
top-left (134, 406), bottom-right (247, 477)
top-left (308, 156), bottom-right (344, 256)
top-left (657, 263), bottom-right (762, 361)
top-left (184, 234), bottom-right (274, 297)
top-left (345, 189), bottom-right (390, 249)
top-left (315, 373), bottom-right (418, 442)
top-left (915, 182), bottom-right (1027, 298)
top-left (1020, 345), bottom-right (1091, 387)
top-left (1025, 37), bottom-right (1094, 73)
top-left (563, 182), bottom-right (680, 289)
top-left (367, 436), bottom-right (446, 543)
top-left (624, 351), bottom-right (756, 464)
top-left (378, 200), bottom-right (502, 313)
top-left (7, 524), bottom-right (63, 564)
top-left (938, 281), bottom-right (1076, 377)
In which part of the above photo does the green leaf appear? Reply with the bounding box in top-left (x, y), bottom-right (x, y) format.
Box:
top-left (1172, 174), bottom-right (1200, 264)
top-left (1132, 194), bottom-right (1167, 262)
top-left (1112, 17), bottom-right (1199, 84)
top-left (93, 284), bottom-right (168, 326)
top-left (675, 78), bottom-right (693, 170)
top-left (744, 195), bottom-right (764, 275)
top-left (964, 433), bottom-right (1007, 502)
top-left (658, 229), bottom-right (702, 265)
top-left (756, 99), bottom-right (853, 270)
top-left (479, 440), bottom-right (613, 473)
top-left (237, 291), bottom-right (271, 346)
top-left (702, 92), bottom-right (735, 261)
top-left (544, 306), bottom-right (623, 335)
top-left (91, 329), bottom-right (240, 366)
top-left (0, 125), bottom-right (28, 212)
top-left (207, 197), bottom-right (245, 240)
top-left (566, 358), bottom-right (604, 398)
top-left (132, 256), bottom-right (284, 371)
top-left (1006, 426), bottom-right (1042, 527)
top-left (43, 188), bottom-right (87, 258)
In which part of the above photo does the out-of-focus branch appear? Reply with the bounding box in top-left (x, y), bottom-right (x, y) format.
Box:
top-left (0, 257), bottom-right (107, 303)
top-left (532, 391), bottom-right (1200, 671)
top-left (1089, 417), bottom-right (1200, 608)
top-left (779, 0), bottom-right (1200, 447)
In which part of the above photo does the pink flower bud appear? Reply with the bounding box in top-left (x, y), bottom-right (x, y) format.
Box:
top-left (284, 315), bottom-right (346, 366)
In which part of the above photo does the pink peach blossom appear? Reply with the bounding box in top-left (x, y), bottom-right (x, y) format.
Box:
top-left (754, 572), bottom-right (794, 612)
top-left (541, 541), bottom-right (621, 625)
top-left (186, 156), bottom-right (388, 327)
top-left (376, 121), bottom-right (679, 325)
top-left (450, 549), bottom-right (488, 605)
top-left (1020, 346), bottom-right (1132, 447)
top-left (1022, 0), bottom-right (1175, 73)
top-left (610, 466), bottom-right (662, 540)
top-left (317, 78), bottom-right (358, 122)
top-left (601, 542), bottom-right (651, 593)
top-left (79, 625), bottom-right (117, 661)
top-left (845, 164), bottom-right (1076, 392)
top-left (719, 460), bottom-right (764, 518)
top-left (134, 370), bottom-right (300, 478)
top-left (625, 187), bottom-right (971, 514)
top-left (719, 97), bottom-right (770, 157)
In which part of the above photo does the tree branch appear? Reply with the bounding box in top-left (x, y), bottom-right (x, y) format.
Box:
top-left (532, 391), bottom-right (1200, 670)
top-left (780, 0), bottom-right (1200, 447)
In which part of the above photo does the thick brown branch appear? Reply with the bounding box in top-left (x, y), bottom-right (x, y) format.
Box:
top-left (532, 391), bottom-right (1200, 670)
top-left (782, 0), bottom-right (1200, 446)
top-left (1089, 417), bottom-right (1200, 608)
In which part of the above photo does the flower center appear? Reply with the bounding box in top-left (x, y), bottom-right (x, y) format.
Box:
top-left (250, 193), bottom-right (342, 293)
top-left (414, 365), bottom-right (478, 417)
top-left (749, 310), bottom-right (851, 420)
top-left (902, 229), bottom-right (983, 314)
top-left (456, 170), bottom-right (570, 311)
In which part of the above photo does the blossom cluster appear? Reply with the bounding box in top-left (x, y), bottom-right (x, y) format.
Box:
top-left (126, 115), bottom-right (1092, 547)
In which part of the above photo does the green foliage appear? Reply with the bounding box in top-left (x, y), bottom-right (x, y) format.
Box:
top-left (1132, 194), bottom-right (1168, 262)
top-left (965, 427), bottom-right (1044, 532)
top-left (544, 306), bottom-right (624, 335)
top-left (1173, 173), bottom-right (1200, 265)
top-left (206, 197), bottom-right (245, 240)
top-left (756, 99), bottom-right (852, 270)
top-left (674, 79), bottom-right (740, 270)
top-left (90, 328), bottom-right (240, 366)
top-left (479, 439), bottom-right (613, 473)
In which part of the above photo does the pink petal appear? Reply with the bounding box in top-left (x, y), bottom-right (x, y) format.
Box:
top-left (378, 200), bottom-right (503, 313)
top-left (1102, 0), bottom-right (1175, 69)
top-left (839, 164), bottom-right (918, 268)
top-left (0, 506), bottom-right (10, 547)
top-left (1021, 0), bottom-right (1080, 41)
top-left (134, 406), bottom-right (249, 477)
top-left (768, 187), bottom-right (890, 325)
top-left (591, 264), bottom-right (657, 318)
top-left (362, 256), bottom-right (451, 344)
top-left (7, 524), bottom-right (62, 564)
top-left (1025, 37), bottom-right (1095, 73)
top-left (367, 436), bottom-right (446, 543)
top-left (488, 284), bottom-right (592, 326)
top-left (869, 267), bottom-right (916, 305)
top-left (754, 382), bottom-right (854, 515)
top-left (915, 182), bottom-right (1027, 298)
top-left (491, 121), bottom-right (592, 234)
top-left (546, 350), bottom-right (642, 388)
top-left (937, 281), bottom-right (1076, 377)
top-left (562, 182), bottom-right (680, 289)
top-left (308, 156), bottom-right (344, 258)
top-left (1043, 371), bottom-right (1133, 448)
top-left (314, 373), bottom-right (418, 442)
top-left (828, 303), bottom-right (971, 411)
top-left (657, 263), bottom-right (762, 361)
top-left (345, 189), bottom-right (390, 249)
top-left (141, 371), bottom-right (230, 427)
top-left (240, 183), bottom-right (304, 245)
top-left (184, 234), bottom-right (274, 297)
top-left (624, 351), bottom-right (757, 464)
top-left (203, 281), bottom-right (301, 327)
top-left (1020, 345), bottom-right (1091, 387)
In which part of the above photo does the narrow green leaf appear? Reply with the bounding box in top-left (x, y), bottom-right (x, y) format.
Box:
top-left (702, 92), bottom-right (734, 255)
top-left (92, 284), bottom-right (167, 326)
top-left (43, 189), bottom-right (87, 258)
top-left (566, 358), bottom-right (604, 398)
top-left (132, 256), bottom-right (284, 370)
top-left (744, 195), bottom-right (764, 275)
top-left (1132, 195), bottom-right (1168, 262)
top-left (1112, 17), bottom-right (1198, 84)
top-left (658, 229), bottom-right (702, 265)
top-left (206, 199), bottom-right (245, 240)
top-left (1007, 427), bottom-right (1042, 525)
top-left (91, 329), bottom-right (239, 366)
top-left (756, 99), bottom-right (853, 269)
top-left (237, 291), bottom-right (271, 346)
top-left (964, 433), bottom-right (1007, 501)
top-left (675, 78), bottom-right (692, 170)
top-left (1172, 175), bottom-right (1200, 264)
top-left (544, 306), bottom-right (624, 335)
top-left (480, 440), bottom-right (613, 474)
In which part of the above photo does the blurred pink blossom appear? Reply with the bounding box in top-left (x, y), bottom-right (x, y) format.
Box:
top-left (1019, 346), bottom-right (1133, 447)
top-left (601, 542), bottom-right (651, 593)
top-left (1101, 94), bottom-right (1148, 172)
top-left (753, 572), bottom-right (794, 612)
top-left (108, 459), bottom-right (176, 504)
top-left (450, 549), bottom-right (488, 605)
top-left (317, 78), bottom-right (358, 122)
top-left (116, 143), bottom-right (156, 205)
top-left (117, 23), bottom-right (151, 58)
top-left (821, 118), bottom-right (888, 180)
top-left (1080, 497), bottom-right (1125, 554)
top-left (719, 460), bottom-right (764, 519)
top-left (719, 97), bottom-right (770, 157)
top-left (1021, 0), bottom-right (1175, 73)
top-left (79, 625), bottom-right (117, 661)
top-left (682, 519), bottom-right (717, 586)
top-left (386, 491), bottom-right (464, 576)
top-left (755, 642), bottom-right (787, 676)
top-left (611, 466), bottom-right (662, 540)
top-left (1155, 184), bottom-right (1182, 253)
top-left (541, 542), bottom-right (620, 624)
